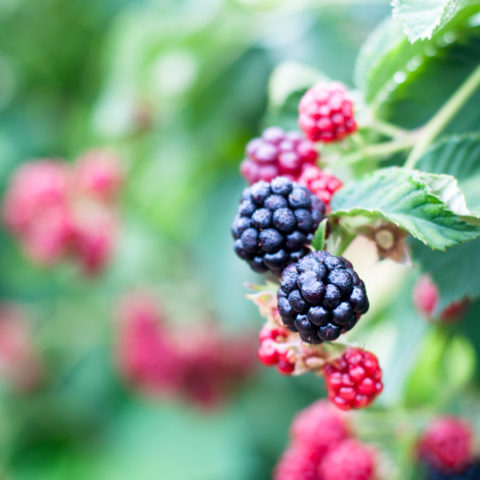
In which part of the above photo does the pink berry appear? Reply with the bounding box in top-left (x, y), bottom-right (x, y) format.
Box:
top-left (258, 324), bottom-right (289, 343)
top-left (73, 150), bottom-right (123, 203)
top-left (324, 348), bottom-right (383, 411)
top-left (319, 439), bottom-right (376, 480)
top-left (299, 82), bottom-right (357, 143)
top-left (413, 275), bottom-right (439, 317)
top-left (418, 417), bottom-right (474, 473)
top-left (274, 445), bottom-right (320, 480)
top-left (413, 275), bottom-right (468, 322)
top-left (290, 400), bottom-right (349, 457)
top-left (298, 165), bottom-right (343, 210)
top-left (240, 127), bottom-right (318, 184)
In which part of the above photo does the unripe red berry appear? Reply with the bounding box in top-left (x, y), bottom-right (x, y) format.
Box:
top-left (240, 127), bottom-right (318, 184)
top-left (324, 348), bottom-right (383, 410)
top-left (290, 400), bottom-right (349, 456)
top-left (298, 165), bottom-right (343, 209)
top-left (299, 82), bottom-right (357, 143)
top-left (319, 439), bottom-right (376, 480)
top-left (276, 351), bottom-right (295, 375)
top-left (258, 339), bottom-right (279, 366)
top-left (418, 417), bottom-right (474, 474)
top-left (74, 150), bottom-right (123, 203)
top-left (413, 275), bottom-right (468, 322)
top-left (258, 324), bottom-right (289, 343)
top-left (274, 445), bottom-right (319, 480)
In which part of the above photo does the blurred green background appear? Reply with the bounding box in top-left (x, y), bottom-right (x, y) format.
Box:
top-left (0, 1), bottom-right (426, 479)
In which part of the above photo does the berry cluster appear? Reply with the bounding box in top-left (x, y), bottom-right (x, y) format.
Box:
top-left (324, 347), bottom-right (383, 410)
top-left (277, 251), bottom-right (369, 343)
top-left (116, 292), bottom-right (256, 408)
top-left (418, 417), bottom-right (476, 477)
top-left (413, 275), bottom-right (468, 323)
top-left (2, 150), bottom-right (123, 275)
top-left (232, 178), bottom-right (326, 275)
top-left (299, 82), bottom-right (357, 143)
top-left (257, 324), bottom-right (295, 375)
top-left (274, 400), bottom-right (377, 480)
top-left (0, 304), bottom-right (44, 392)
top-left (240, 127), bottom-right (318, 184)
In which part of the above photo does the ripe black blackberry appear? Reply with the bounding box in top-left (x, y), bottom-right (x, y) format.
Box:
top-left (231, 177), bottom-right (326, 276)
top-left (426, 462), bottom-right (480, 480)
top-left (277, 250), bottom-right (368, 343)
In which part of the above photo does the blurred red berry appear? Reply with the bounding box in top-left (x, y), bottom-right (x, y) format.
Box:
top-left (290, 400), bottom-right (349, 456)
top-left (74, 150), bottom-right (123, 203)
top-left (418, 417), bottom-right (474, 474)
top-left (298, 165), bottom-right (343, 209)
top-left (324, 348), bottom-right (383, 411)
top-left (319, 439), bottom-right (376, 480)
top-left (413, 275), bottom-right (468, 322)
top-left (299, 82), bottom-right (357, 143)
top-left (0, 304), bottom-right (44, 392)
top-left (274, 445), bottom-right (320, 480)
top-left (240, 127), bottom-right (318, 184)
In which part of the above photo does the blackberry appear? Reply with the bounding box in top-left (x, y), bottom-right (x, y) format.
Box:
top-left (277, 250), bottom-right (368, 343)
top-left (232, 178), bottom-right (326, 275)
top-left (426, 462), bottom-right (480, 480)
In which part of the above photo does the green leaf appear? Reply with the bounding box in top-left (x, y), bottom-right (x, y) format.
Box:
top-left (392, 0), bottom-right (473, 43)
top-left (330, 167), bottom-right (480, 250)
top-left (264, 61), bottom-right (327, 130)
top-left (311, 219), bottom-right (328, 251)
top-left (411, 236), bottom-right (480, 310)
top-left (355, 8), bottom-right (480, 129)
top-left (416, 133), bottom-right (480, 215)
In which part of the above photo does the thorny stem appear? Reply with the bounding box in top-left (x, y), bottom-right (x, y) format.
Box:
top-left (405, 64), bottom-right (480, 168)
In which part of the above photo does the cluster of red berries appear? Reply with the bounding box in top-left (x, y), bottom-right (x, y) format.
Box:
top-left (413, 275), bottom-right (469, 323)
top-left (0, 304), bottom-right (44, 392)
top-left (116, 292), bottom-right (256, 408)
top-left (2, 150), bottom-right (123, 275)
top-left (418, 416), bottom-right (478, 477)
top-left (324, 347), bottom-right (383, 411)
top-left (239, 81), bottom-right (354, 207)
top-left (257, 324), bottom-right (295, 375)
top-left (274, 400), bottom-right (377, 480)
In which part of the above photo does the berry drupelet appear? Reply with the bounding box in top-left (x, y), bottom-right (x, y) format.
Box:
top-left (299, 82), bottom-right (357, 143)
top-left (232, 177), bottom-right (326, 276)
top-left (277, 250), bottom-right (368, 343)
top-left (240, 127), bottom-right (318, 184)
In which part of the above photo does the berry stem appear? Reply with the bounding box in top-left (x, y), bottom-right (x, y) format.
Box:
top-left (333, 137), bottom-right (416, 166)
top-left (369, 118), bottom-right (410, 138)
top-left (405, 64), bottom-right (480, 168)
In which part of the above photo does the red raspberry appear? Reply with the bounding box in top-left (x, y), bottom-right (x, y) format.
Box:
top-left (299, 82), bottom-right (357, 143)
top-left (258, 339), bottom-right (278, 366)
top-left (298, 165), bottom-right (343, 209)
top-left (290, 400), bottom-right (349, 457)
top-left (324, 348), bottom-right (383, 410)
top-left (74, 150), bottom-right (123, 203)
top-left (274, 445), bottom-right (320, 480)
top-left (319, 439), bottom-right (376, 480)
top-left (418, 417), bottom-right (474, 473)
top-left (413, 275), bottom-right (468, 322)
top-left (240, 127), bottom-right (318, 184)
